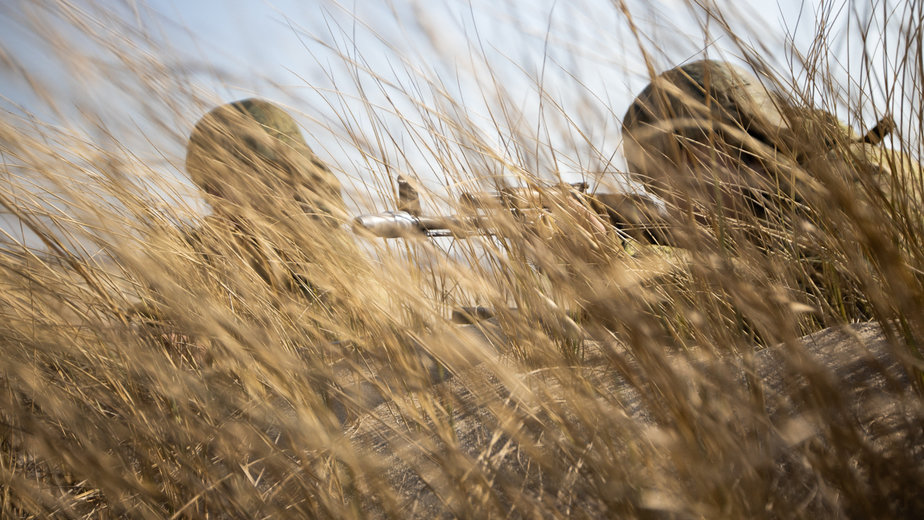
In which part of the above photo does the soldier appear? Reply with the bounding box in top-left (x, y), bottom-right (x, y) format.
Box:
top-left (620, 59), bottom-right (922, 326)
top-left (184, 98), bottom-right (352, 299)
top-left (132, 98), bottom-right (355, 359)
top-left (621, 59), bottom-right (914, 234)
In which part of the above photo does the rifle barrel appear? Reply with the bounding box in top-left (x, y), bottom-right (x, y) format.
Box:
top-left (353, 212), bottom-right (489, 238)
top-left (353, 189), bottom-right (674, 244)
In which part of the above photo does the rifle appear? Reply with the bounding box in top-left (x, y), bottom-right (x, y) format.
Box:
top-left (353, 176), bottom-right (672, 244)
top-left (356, 114), bottom-right (898, 241)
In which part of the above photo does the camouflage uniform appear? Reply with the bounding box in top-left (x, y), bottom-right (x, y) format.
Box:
top-left (621, 59), bottom-right (921, 325)
top-left (133, 99), bottom-right (351, 354)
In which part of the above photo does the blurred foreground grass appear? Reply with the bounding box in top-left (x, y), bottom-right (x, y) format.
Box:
top-left (1, 1), bottom-right (922, 518)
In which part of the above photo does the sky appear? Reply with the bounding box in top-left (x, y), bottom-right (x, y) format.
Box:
top-left (0, 0), bottom-right (911, 218)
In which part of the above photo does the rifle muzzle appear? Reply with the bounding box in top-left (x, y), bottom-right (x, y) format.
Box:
top-left (353, 211), bottom-right (424, 238)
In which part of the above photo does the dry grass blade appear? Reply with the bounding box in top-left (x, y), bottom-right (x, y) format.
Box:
top-left (0, 0), bottom-right (922, 518)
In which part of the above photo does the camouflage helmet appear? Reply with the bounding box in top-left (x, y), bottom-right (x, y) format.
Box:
top-left (186, 98), bottom-right (344, 221)
top-left (621, 60), bottom-right (797, 210)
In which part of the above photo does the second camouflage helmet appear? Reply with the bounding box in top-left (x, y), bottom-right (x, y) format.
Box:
top-left (621, 60), bottom-right (796, 206)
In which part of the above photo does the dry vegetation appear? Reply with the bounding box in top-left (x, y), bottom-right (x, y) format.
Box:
top-left (1, 0), bottom-right (922, 518)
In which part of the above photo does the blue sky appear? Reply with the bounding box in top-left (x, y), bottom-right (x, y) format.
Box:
top-left (0, 0), bottom-right (907, 213)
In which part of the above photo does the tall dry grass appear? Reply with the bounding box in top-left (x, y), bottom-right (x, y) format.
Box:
top-left (0, 0), bottom-right (922, 518)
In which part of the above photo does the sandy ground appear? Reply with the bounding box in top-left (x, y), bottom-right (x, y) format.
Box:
top-left (346, 322), bottom-right (922, 517)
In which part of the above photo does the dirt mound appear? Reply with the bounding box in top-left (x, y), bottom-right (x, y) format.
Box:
top-left (350, 322), bottom-right (923, 517)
